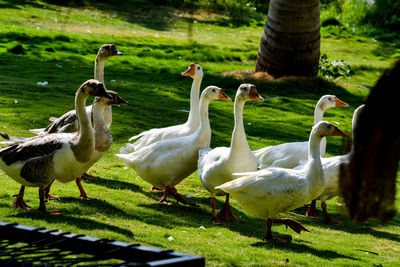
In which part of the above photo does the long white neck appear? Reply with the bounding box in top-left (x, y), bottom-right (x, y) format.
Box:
top-left (229, 98), bottom-right (251, 159)
top-left (195, 95), bottom-right (212, 147)
top-left (306, 130), bottom-right (325, 198)
top-left (186, 75), bottom-right (203, 129)
top-left (308, 131), bottom-right (323, 160)
top-left (94, 57), bottom-right (106, 84)
top-left (74, 91), bottom-right (95, 153)
top-left (314, 105), bottom-right (326, 157)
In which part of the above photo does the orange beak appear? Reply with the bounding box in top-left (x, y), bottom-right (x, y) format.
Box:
top-left (182, 63), bottom-right (196, 77)
top-left (249, 86), bottom-right (264, 102)
top-left (218, 90), bottom-right (232, 101)
top-left (333, 127), bottom-right (348, 137)
top-left (335, 96), bottom-right (349, 107)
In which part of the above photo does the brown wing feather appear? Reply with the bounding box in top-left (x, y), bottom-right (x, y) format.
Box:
top-left (45, 110), bottom-right (78, 133)
top-left (20, 154), bottom-right (56, 186)
top-left (0, 137), bottom-right (64, 166)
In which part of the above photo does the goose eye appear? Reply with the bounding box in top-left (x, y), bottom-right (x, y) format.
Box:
top-left (329, 98), bottom-right (332, 101)
top-left (197, 66), bottom-right (200, 70)
top-left (212, 89), bottom-right (216, 92)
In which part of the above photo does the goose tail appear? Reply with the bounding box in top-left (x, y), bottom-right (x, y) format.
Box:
top-left (0, 132), bottom-right (27, 143)
top-left (128, 133), bottom-right (144, 142)
top-left (48, 116), bottom-right (58, 122)
top-left (29, 128), bottom-right (46, 135)
top-left (119, 143), bottom-right (136, 154)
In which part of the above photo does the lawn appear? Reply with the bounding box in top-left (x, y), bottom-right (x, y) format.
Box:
top-left (0, 1), bottom-right (399, 266)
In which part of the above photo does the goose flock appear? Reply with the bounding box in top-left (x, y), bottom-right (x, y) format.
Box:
top-left (0, 44), bottom-right (361, 241)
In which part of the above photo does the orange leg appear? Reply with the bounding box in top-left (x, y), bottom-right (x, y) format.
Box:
top-left (76, 177), bottom-right (93, 199)
top-left (305, 199), bottom-right (321, 218)
top-left (264, 218), bottom-right (309, 242)
top-left (39, 188), bottom-right (61, 215)
top-left (44, 180), bottom-right (59, 200)
top-left (216, 194), bottom-right (235, 221)
top-left (13, 185), bottom-right (32, 210)
top-left (321, 202), bottom-right (343, 225)
top-left (150, 186), bottom-right (163, 192)
top-left (157, 186), bottom-right (196, 206)
top-left (211, 197), bottom-right (226, 224)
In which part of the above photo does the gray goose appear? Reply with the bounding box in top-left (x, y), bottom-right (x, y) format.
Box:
top-left (3, 44), bottom-right (124, 181)
top-left (0, 79), bottom-right (111, 213)
top-left (30, 44), bottom-right (123, 136)
top-left (1, 91), bottom-right (129, 200)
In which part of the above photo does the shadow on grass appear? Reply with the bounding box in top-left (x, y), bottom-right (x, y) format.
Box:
top-left (252, 241), bottom-right (360, 261)
top-left (58, 197), bottom-right (128, 216)
top-left (85, 177), bottom-right (144, 193)
top-left (82, 177), bottom-right (179, 205)
top-left (292, 205), bottom-right (400, 243)
top-left (8, 209), bottom-right (134, 238)
top-left (135, 195), bottom-right (268, 235)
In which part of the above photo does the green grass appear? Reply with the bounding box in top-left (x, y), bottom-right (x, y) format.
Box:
top-left (0, 1), bottom-right (399, 266)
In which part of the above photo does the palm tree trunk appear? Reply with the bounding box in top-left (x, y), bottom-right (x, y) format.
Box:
top-left (256, 0), bottom-right (320, 78)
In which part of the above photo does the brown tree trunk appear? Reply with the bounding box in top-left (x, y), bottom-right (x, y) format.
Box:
top-left (256, 0), bottom-right (320, 78)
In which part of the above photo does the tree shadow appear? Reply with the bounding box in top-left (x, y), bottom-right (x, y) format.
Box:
top-left (0, 0), bottom-right (47, 9)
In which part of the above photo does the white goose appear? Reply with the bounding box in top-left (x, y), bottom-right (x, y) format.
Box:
top-left (119, 63), bottom-right (204, 154)
top-left (216, 121), bottom-right (347, 241)
top-left (29, 44), bottom-right (123, 136)
top-left (116, 86), bottom-right (231, 204)
top-left (0, 80), bottom-right (112, 213)
top-left (198, 84), bottom-right (264, 224)
top-left (305, 105), bottom-right (364, 223)
top-left (254, 95), bottom-right (348, 169)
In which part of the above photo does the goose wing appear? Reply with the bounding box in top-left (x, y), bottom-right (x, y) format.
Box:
top-left (44, 106), bottom-right (92, 134)
top-left (0, 134), bottom-right (66, 166)
top-left (44, 110), bottom-right (78, 133)
top-left (217, 168), bottom-right (304, 198)
top-left (197, 147), bottom-right (229, 178)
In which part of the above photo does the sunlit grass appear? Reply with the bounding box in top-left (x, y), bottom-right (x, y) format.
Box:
top-left (0, 1), bottom-right (399, 266)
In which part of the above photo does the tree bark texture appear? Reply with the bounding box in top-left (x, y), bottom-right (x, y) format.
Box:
top-left (256, 0), bottom-right (321, 78)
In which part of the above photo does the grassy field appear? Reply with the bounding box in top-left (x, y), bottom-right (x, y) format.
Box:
top-left (0, 1), bottom-right (399, 266)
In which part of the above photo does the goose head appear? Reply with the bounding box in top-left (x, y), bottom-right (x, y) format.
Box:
top-left (97, 44), bottom-right (123, 60)
top-left (182, 63), bottom-right (203, 79)
top-left (94, 90), bottom-right (129, 106)
top-left (235, 84), bottom-right (264, 102)
top-left (313, 121), bottom-right (348, 138)
top-left (202, 86), bottom-right (232, 102)
top-left (80, 79), bottom-right (112, 99)
top-left (317, 95), bottom-right (349, 111)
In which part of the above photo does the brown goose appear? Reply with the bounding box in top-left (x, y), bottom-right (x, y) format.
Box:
top-left (45, 91), bottom-right (129, 199)
top-left (29, 44), bottom-right (123, 136)
top-left (4, 44), bottom-right (124, 181)
top-left (0, 79), bottom-right (111, 213)
top-left (1, 91), bottom-right (129, 200)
